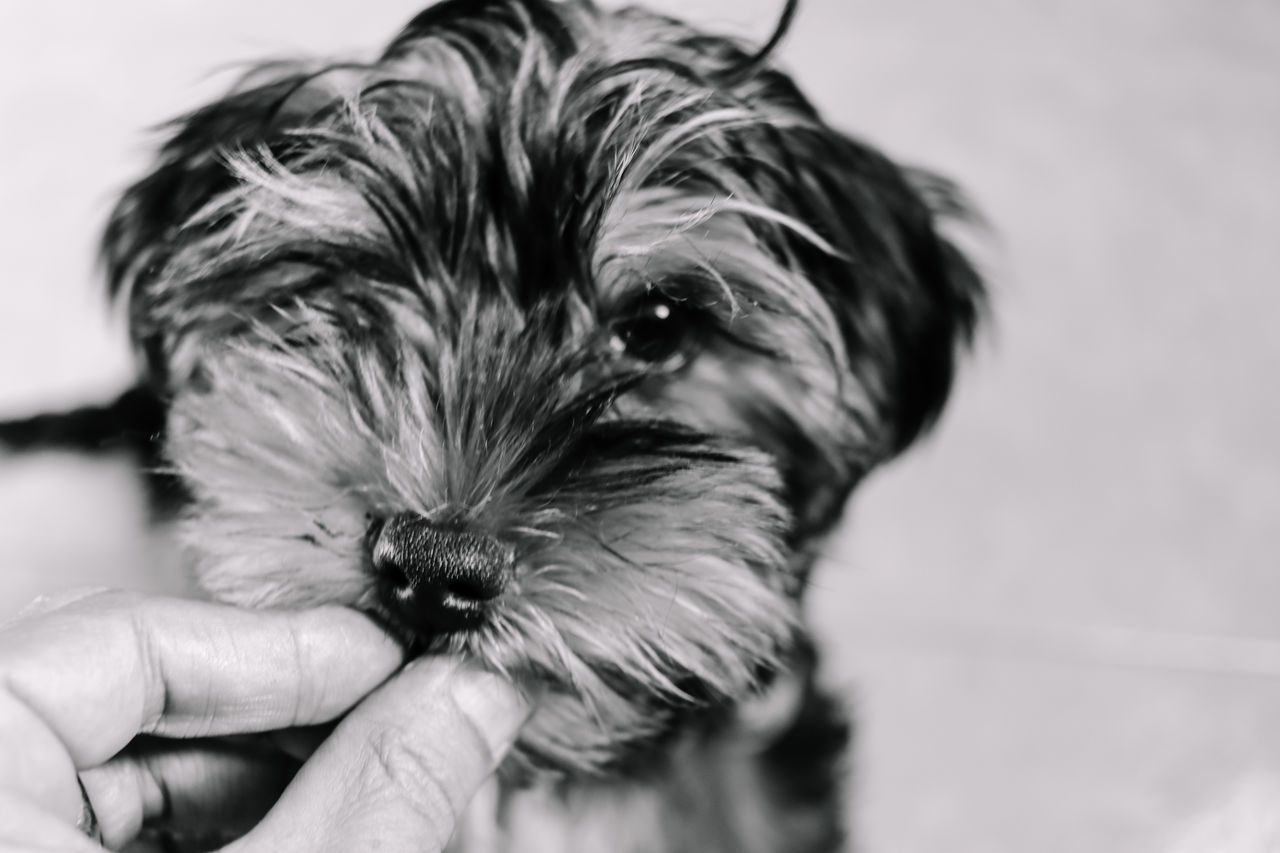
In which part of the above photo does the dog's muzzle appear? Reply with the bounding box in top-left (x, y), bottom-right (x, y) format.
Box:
top-left (370, 514), bottom-right (513, 637)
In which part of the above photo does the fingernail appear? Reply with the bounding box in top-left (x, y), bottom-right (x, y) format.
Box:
top-left (449, 669), bottom-right (532, 762)
top-left (17, 586), bottom-right (114, 618)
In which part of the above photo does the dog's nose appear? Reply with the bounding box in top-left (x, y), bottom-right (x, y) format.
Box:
top-left (370, 514), bottom-right (513, 635)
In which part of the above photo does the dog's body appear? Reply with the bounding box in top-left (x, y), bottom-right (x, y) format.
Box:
top-left (2, 1), bottom-right (983, 849)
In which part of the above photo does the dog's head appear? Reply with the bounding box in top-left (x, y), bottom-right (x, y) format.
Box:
top-left (102, 0), bottom-right (983, 775)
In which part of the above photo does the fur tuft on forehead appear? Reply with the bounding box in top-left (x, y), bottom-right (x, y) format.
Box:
top-left (104, 0), bottom-right (980, 458)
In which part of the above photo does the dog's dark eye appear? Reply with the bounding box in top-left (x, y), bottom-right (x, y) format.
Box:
top-left (609, 295), bottom-right (700, 368)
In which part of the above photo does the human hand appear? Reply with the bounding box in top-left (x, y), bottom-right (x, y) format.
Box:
top-left (0, 590), bottom-right (531, 851)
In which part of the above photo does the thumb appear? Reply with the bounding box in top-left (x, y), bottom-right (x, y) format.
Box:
top-left (225, 659), bottom-right (531, 853)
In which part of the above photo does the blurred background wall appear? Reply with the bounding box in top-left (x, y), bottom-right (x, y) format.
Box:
top-left (1, 1), bottom-right (1278, 850)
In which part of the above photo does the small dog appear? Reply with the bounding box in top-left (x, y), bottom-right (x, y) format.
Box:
top-left (4, 1), bottom-right (984, 849)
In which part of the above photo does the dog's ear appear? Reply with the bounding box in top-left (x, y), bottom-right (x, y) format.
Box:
top-left (770, 123), bottom-right (986, 462)
top-left (672, 7), bottom-right (986, 464)
top-left (712, 3), bottom-right (984, 458)
top-left (100, 64), bottom-right (337, 383)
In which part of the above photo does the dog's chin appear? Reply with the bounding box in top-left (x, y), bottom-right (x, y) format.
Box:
top-left (353, 585), bottom-right (794, 779)
top-left (493, 666), bottom-right (774, 781)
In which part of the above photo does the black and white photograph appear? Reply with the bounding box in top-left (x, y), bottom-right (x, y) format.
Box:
top-left (0, 1), bottom-right (1276, 850)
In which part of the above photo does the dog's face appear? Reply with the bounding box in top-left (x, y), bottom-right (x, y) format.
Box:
top-left (102, 0), bottom-right (982, 776)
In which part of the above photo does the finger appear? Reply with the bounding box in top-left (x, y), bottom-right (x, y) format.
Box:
top-left (0, 591), bottom-right (403, 764)
top-left (0, 789), bottom-right (104, 852)
top-left (79, 737), bottom-right (299, 849)
top-left (230, 660), bottom-right (531, 853)
top-left (0, 591), bottom-right (402, 822)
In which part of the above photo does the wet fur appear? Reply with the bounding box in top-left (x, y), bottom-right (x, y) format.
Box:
top-left (14, 1), bottom-right (986, 849)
